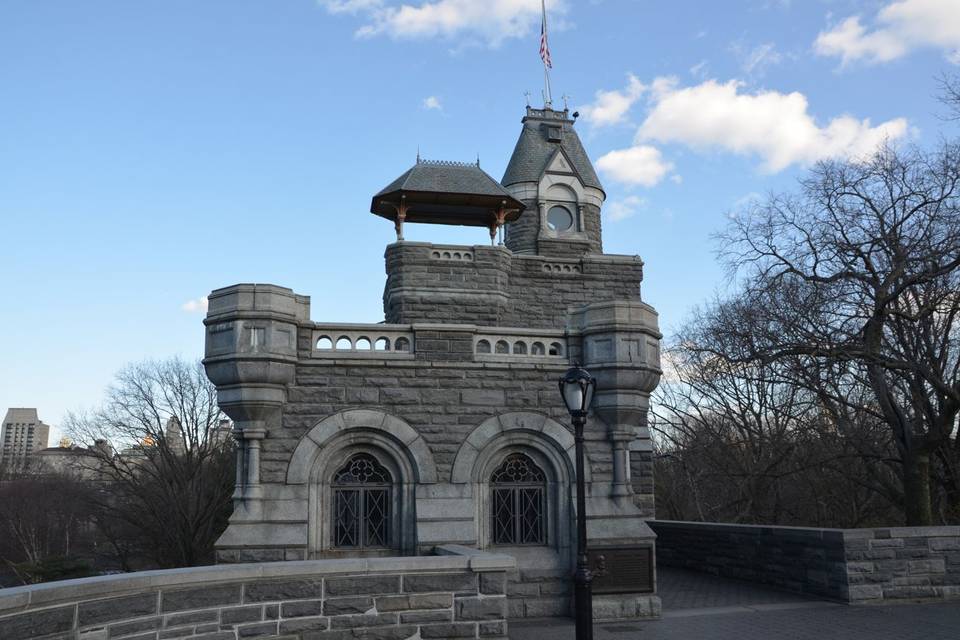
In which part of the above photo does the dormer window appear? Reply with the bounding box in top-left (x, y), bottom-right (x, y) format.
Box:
top-left (547, 205), bottom-right (574, 232)
top-left (546, 126), bottom-right (562, 142)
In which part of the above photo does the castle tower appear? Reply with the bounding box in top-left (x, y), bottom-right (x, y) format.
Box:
top-left (203, 105), bottom-right (663, 622)
top-left (502, 107), bottom-right (604, 257)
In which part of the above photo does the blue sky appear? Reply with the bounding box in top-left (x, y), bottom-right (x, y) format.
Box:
top-left (2, 0), bottom-right (958, 438)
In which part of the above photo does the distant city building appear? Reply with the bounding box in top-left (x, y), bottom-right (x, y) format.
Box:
top-left (1, 408), bottom-right (51, 468)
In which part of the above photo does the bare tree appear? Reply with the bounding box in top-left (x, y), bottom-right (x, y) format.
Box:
top-left (652, 303), bottom-right (901, 527)
top-left (65, 357), bottom-right (234, 568)
top-left (713, 142), bottom-right (960, 525)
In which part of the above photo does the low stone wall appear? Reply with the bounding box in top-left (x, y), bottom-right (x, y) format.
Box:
top-left (650, 520), bottom-right (960, 604)
top-left (0, 546), bottom-right (514, 640)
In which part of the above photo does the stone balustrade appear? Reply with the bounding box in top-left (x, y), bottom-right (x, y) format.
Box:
top-left (473, 330), bottom-right (567, 360)
top-left (311, 324), bottom-right (416, 358)
top-left (650, 520), bottom-right (960, 604)
top-left (0, 547), bottom-right (514, 640)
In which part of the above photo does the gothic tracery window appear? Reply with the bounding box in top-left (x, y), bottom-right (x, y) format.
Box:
top-left (332, 453), bottom-right (392, 548)
top-left (491, 453), bottom-right (547, 545)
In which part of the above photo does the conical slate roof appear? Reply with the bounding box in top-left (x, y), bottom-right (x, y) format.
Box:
top-left (501, 107), bottom-right (603, 192)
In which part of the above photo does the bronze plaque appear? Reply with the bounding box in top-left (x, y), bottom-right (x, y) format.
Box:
top-left (587, 546), bottom-right (653, 594)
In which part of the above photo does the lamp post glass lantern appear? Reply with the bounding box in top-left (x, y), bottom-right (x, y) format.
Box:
top-left (558, 364), bottom-right (597, 640)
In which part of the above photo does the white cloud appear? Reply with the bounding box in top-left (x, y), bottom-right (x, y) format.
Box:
top-left (578, 74), bottom-right (645, 127)
top-left (815, 0), bottom-right (960, 65)
top-left (733, 41), bottom-right (782, 77)
top-left (596, 145), bottom-right (674, 187)
top-left (181, 297), bottom-right (208, 313)
top-left (636, 78), bottom-right (908, 172)
top-left (319, 0), bottom-right (566, 46)
top-left (605, 195), bottom-right (647, 222)
top-left (689, 60), bottom-right (709, 79)
top-left (320, 0), bottom-right (384, 14)
top-left (422, 95), bottom-right (443, 110)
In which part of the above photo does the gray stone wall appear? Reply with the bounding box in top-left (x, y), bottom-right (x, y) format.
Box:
top-left (382, 242), bottom-right (643, 329)
top-left (0, 550), bottom-right (514, 640)
top-left (281, 345), bottom-right (615, 486)
top-left (650, 520), bottom-right (960, 604)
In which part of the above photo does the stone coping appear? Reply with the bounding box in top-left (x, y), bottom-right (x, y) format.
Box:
top-left (0, 548), bottom-right (516, 614)
top-left (652, 520), bottom-right (960, 538)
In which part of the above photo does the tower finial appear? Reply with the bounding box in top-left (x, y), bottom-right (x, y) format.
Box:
top-left (524, 91), bottom-right (532, 107)
top-left (416, 145), bottom-right (421, 163)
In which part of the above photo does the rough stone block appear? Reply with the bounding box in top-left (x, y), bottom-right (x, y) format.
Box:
top-left (80, 594), bottom-right (158, 626)
top-left (322, 597), bottom-right (373, 616)
top-left (107, 617), bottom-right (161, 638)
top-left (328, 613), bottom-right (398, 629)
top-left (236, 621), bottom-right (280, 638)
top-left (162, 584), bottom-right (241, 612)
top-left (164, 610), bottom-right (218, 628)
top-left (221, 605), bottom-right (263, 625)
top-left (461, 390), bottom-right (505, 405)
top-left (479, 621), bottom-right (506, 636)
top-left (376, 593), bottom-right (452, 612)
top-left (244, 579), bottom-right (324, 603)
top-left (325, 576), bottom-right (401, 597)
top-left (399, 610), bottom-right (453, 624)
top-left (279, 616), bottom-right (329, 634)
top-left (191, 633), bottom-right (236, 640)
top-left (403, 572), bottom-right (476, 594)
top-left (281, 599), bottom-right (325, 618)
top-left (0, 605), bottom-right (76, 640)
top-left (419, 622), bottom-right (477, 638)
top-left (302, 625), bottom-right (418, 640)
top-left (455, 596), bottom-right (505, 621)
top-left (480, 573), bottom-right (506, 595)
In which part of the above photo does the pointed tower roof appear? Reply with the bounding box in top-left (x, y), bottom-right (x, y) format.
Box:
top-left (501, 107), bottom-right (603, 193)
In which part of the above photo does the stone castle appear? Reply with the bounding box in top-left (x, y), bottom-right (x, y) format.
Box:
top-left (203, 105), bottom-right (663, 618)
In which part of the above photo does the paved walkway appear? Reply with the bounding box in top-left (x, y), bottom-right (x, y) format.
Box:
top-left (509, 568), bottom-right (960, 640)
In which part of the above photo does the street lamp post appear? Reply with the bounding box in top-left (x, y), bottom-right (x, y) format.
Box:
top-left (559, 364), bottom-right (597, 640)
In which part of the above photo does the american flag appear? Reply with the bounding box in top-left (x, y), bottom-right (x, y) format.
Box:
top-left (540, 1), bottom-right (552, 69)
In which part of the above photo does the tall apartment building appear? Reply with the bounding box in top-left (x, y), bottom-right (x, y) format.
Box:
top-left (1, 408), bottom-right (51, 468)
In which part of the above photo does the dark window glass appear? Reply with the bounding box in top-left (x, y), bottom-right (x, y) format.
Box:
top-left (332, 453), bottom-right (392, 548)
top-left (547, 205), bottom-right (574, 232)
top-left (490, 453), bottom-right (547, 545)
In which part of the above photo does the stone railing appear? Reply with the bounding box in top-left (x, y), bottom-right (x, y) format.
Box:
top-left (0, 547), bottom-right (514, 640)
top-left (429, 246), bottom-right (475, 262)
top-left (473, 330), bottom-right (567, 360)
top-left (650, 520), bottom-right (960, 604)
top-left (311, 324), bottom-right (415, 358)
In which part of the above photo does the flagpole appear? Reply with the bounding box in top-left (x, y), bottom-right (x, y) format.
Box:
top-left (541, 0), bottom-right (553, 107)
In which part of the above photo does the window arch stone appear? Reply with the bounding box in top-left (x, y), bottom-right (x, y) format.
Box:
top-left (287, 409), bottom-right (438, 485)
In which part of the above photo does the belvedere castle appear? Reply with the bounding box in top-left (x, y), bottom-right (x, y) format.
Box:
top-left (202, 104), bottom-right (663, 619)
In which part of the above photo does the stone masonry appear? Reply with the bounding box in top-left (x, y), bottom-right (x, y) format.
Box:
top-left (0, 547), bottom-right (514, 640)
top-left (651, 520), bottom-right (960, 604)
top-left (203, 105), bottom-right (663, 621)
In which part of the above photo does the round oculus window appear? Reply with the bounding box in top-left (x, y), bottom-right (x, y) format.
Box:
top-left (547, 205), bottom-right (574, 232)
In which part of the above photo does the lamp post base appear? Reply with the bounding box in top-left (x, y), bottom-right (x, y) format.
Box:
top-left (574, 564), bottom-right (594, 640)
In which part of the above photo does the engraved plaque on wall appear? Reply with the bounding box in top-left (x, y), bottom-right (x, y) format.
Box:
top-left (587, 546), bottom-right (654, 594)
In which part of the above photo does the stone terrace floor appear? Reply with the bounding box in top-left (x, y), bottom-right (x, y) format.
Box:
top-left (509, 568), bottom-right (960, 640)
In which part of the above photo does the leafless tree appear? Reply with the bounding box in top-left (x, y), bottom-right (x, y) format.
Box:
top-left (652, 305), bottom-right (900, 527)
top-left (712, 142), bottom-right (960, 525)
top-left (65, 357), bottom-right (235, 568)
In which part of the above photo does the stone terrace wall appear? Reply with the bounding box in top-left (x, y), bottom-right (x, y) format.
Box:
top-left (650, 520), bottom-right (960, 604)
top-left (0, 548), bottom-right (514, 640)
top-left (382, 242), bottom-right (643, 329)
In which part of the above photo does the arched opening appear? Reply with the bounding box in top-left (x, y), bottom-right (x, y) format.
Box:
top-left (331, 453), bottom-right (393, 549)
top-left (476, 339), bottom-right (492, 354)
top-left (490, 453), bottom-right (547, 545)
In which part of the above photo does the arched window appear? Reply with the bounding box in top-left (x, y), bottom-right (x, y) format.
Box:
top-left (331, 453), bottom-right (392, 549)
top-left (490, 453), bottom-right (547, 545)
